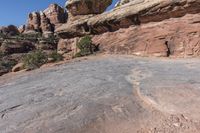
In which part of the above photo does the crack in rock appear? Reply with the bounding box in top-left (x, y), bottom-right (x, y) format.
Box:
top-left (0, 104), bottom-right (22, 119)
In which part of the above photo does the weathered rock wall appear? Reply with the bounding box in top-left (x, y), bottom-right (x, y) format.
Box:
top-left (56, 0), bottom-right (200, 38)
top-left (93, 13), bottom-right (200, 57)
top-left (56, 0), bottom-right (200, 57)
top-left (24, 4), bottom-right (67, 35)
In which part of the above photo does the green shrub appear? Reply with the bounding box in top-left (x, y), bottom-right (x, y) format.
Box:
top-left (0, 60), bottom-right (17, 70)
top-left (75, 36), bottom-right (98, 57)
top-left (48, 51), bottom-right (63, 62)
top-left (0, 51), bottom-right (4, 59)
top-left (23, 50), bottom-right (47, 70)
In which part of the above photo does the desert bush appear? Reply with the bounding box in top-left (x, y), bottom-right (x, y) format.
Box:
top-left (0, 51), bottom-right (4, 59)
top-left (74, 36), bottom-right (98, 57)
top-left (0, 60), bottom-right (17, 70)
top-left (23, 50), bottom-right (47, 70)
top-left (48, 51), bottom-right (63, 62)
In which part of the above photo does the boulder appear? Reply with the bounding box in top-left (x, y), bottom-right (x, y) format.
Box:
top-left (65, 0), bottom-right (112, 16)
top-left (57, 38), bottom-right (79, 55)
top-left (1, 40), bottom-right (35, 54)
top-left (12, 63), bottom-right (25, 72)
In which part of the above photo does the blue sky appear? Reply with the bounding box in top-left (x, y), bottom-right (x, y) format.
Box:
top-left (0, 0), bottom-right (118, 26)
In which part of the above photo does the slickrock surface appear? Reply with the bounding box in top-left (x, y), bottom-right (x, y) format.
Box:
top-left (1, 55), bottom-right (200, 133)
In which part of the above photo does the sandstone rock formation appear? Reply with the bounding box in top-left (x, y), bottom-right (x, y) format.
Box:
top-left (0, 40), bottom-right (35, 54)
top-left (26, 12), bottom-right (41, 32)
top-left (57, 0), bottom-right (200, 37)
top-left (44, 4), bottom-right (67, 28)
top-left (0, 25), bottom-right (19, 36)
top-left (57, 38), bottom-right (79, 55)
top-left (92, 13), bottom-right (200, 57)
top-left (56, 0), bottom-right (200, 57)
top-left (36, 40), bottom-right (57, 53)
top-left (18, 25), bottom-right (26, 33)
top-left (0, 4), bottom-right (67, 76)
top-left (24, 4), bottom-right (67, 35)
top-left (117, 0), bottom-right (134, 6)
top-left (65, 0), bottom-right (112, 16)
top-left (39, 12), bottom-right (53, 37)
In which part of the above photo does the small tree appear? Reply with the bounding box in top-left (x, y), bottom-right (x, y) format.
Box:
top-left (75, 36), bottom-right (98, 57)
top-left (48, 51), bottom-right (63, 62)
top-left (23, 50), bottom-right (47, 70)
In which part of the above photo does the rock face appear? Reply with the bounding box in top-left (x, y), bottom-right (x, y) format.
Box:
top-left (0, 25), bottom-right (19, 36)
top-left (65, 0), bottom-right (112, 16)
top-left (44, 4), bottom-right (67, 28)
top-left (24, 4), bottom-right (67, 35)
top-left (56, 0), bottom-right (200, 57)
top-left (0, 40), bottom-right (35, 54)
top-left (117, 0), bottom-right (136, 6)
top-left (36, 40), bottom-right (57, 54)
top-left (40, 12), bottom-right (53, 37)
top-left (57, 38), bottom-right (79, 55)
top-left (57, 0), bottom-right (200, 37)
top-left (26, 12), bottom-right (41, 32)
top-left (92, 13), bottom-right (200, 57)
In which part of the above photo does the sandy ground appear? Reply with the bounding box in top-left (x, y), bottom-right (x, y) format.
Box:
top-left (0, 55), bottom-right (200, 133)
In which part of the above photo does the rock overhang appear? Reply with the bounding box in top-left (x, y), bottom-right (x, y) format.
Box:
top-left (56, 0), bottom-right (200, 39)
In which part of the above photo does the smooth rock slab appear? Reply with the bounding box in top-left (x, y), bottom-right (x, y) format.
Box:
top-left (1, 55), bottom-right (200, 133)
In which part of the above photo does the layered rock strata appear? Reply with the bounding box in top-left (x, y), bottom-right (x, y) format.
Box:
top-left (93, 13), bottom-right (200, 57)
top-left (57, 0), bottom-right (200, 37)
top-left (56, 0), bottom-right (200, 57)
